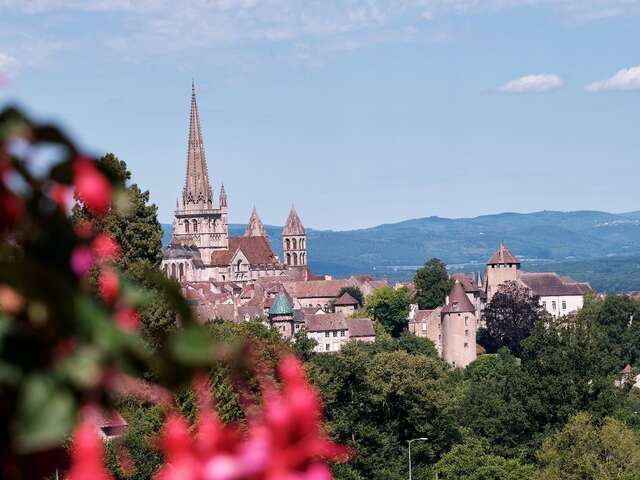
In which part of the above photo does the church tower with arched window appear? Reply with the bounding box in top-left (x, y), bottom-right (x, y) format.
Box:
top-left (282, 206), bottom-right (307, 267)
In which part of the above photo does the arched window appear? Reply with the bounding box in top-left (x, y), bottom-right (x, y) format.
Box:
top-left (292, 238), bottom-right (297, 249)
top-left (171, 263), bottom-right (176, 278)
top-left (192, 219), bottom-right (198, 233)
top-left (179, 263), bottom-right (184, 280)
top-left (301, 253), bottom-right (305, 264)
top-left (292, 252), bottom-right (298, 266)
top-left (236, 259), bottom-right (242, 272)
top-left (184, 220), bottom-right (190, 233)
top-left (285, 238), bottom-right (290, 250)
top-left (286, 253), bottom-right (291, 265)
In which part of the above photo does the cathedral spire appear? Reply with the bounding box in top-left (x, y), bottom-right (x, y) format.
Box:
top-left (244, 206), bottom-right (267, 237)
top-left (182, 81), bottom-right (213, 208)
top-left (219, 182), bottom-right (227, 208)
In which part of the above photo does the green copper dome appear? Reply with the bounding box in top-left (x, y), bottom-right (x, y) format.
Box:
top-left (269, 293), bottom-right (293, 316)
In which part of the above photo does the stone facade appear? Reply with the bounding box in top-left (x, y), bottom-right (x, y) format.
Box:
top-left (162, 84), bottom-right (310, 285)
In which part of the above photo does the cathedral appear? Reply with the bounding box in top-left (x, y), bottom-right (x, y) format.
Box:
top-left (162, 84), bottom-right (309, 284)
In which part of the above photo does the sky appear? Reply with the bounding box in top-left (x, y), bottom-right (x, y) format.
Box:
top-left (0, 1), bottom-right (638, 230)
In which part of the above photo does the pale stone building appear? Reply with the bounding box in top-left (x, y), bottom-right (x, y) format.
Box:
top-left (483, 243), bottom-right (591, 318)
top-left (162, 84), bottom-right (311, 285)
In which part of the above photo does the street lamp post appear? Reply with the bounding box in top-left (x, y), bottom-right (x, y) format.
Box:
top-left (408, 437), bottom-right (429, 480)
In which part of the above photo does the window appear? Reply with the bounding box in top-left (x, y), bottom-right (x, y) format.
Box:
top-left (192, 219), bottom-right (198, 232)
top-left (542, 301), bottom-right (547, 309)
top-left (438, 334), bottom-right (442, 342)
top-left (184, 220), bottom-right (190, 233)
top-left (562, 300), bottom-right (567, 310)
top-left (421, 323), bottom-right (427, 332)
top-left (332, 331), bottom-right (337, 337)
top-left (325, 344), bottom-right (330, 351)
top-left (324, 332), bottom-right (329, 338)
top-left (464, 342), bottom-right (469, 350)
top-left (465, 329), bottom-right (469, 337)
top-left (464, 316), bottom-right (469, 326)
top-left (340, 330), bottom-right (345, 337)
top-left (552, 301), bottom-right (557, 311)
top-left (295, 324), bottom-right (300, 330)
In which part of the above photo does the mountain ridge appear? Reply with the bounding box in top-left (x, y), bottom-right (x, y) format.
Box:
top-left (162, 209), bottom-right (640, 292)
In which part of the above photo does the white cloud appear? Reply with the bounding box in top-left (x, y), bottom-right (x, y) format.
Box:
top-left (496, 74), bottom-right (564, 93)
top-left (0, 51), bottom-right (19, 75)
top-left (585, 65), bottom-right (640, 92)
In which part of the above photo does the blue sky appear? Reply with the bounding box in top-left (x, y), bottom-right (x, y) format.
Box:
top-left (0, 1), bottom-right (638, 230)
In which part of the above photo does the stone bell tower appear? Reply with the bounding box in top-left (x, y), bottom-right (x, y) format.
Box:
top-left (282, 206), bottom-right (307, 267)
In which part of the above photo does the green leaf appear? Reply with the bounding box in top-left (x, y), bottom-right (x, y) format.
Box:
top-left (14, 374), bottom-right (76, 453)
top-left (170, 325), bottom-right (215, 366)
top-left (49, 159), bottom-right (74, 184)
top-left (56, 346), bottom-right (103, 389)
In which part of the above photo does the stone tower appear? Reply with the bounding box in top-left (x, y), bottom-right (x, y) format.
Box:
top-left (171, 82), bottom-right (228, 260)
top-left (243, 207), bottom-right (267, 237)
top-left (441, 281), bottom-right (477, 369)
top-left (485, 243), bottom-right (520, 301)
top-left (282, 206), bottom-right (307, 267)
top-left (268, 293), bottom-right (296, 339)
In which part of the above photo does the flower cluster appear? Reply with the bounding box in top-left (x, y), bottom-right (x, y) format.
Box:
top-left (68, 357), bottom-right (349, 480)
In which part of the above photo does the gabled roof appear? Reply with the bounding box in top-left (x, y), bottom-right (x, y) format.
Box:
top-left (451, 273), bottom-right (480, 293)
top-left (442, 281), bottom-right (476, 314)
top-left (283, 206), bottom-right (305, 236)
top-left (334, 292), bottom-right (359, 306)
top-left (209, 236), bottom-right (280, 267)
top-left (487, 243), bottom-right (520, 266)
top-left (284, 279), bottom-right (353, 299)
top-left (305, 313), bottom-right (347, 332)
top-left (346, 318), bottom-right (375, 337)
top-left (243, 207), bottom-right (267, 237)
top-left (518, 272), bottom-right (591, 297)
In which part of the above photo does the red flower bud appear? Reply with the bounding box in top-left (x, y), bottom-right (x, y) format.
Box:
top-left (92, 233), bottom-right (120, 261)
top-left (98, 268), bottom-right (119, 305)
top-left (116, 307), bottom-right (139, 331)
top-left (67, 417), bottom-right (113, 480)
top-left (74, 156), bottom-right (112, 216)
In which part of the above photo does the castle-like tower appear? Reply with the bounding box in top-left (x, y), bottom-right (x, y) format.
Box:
top-left (171, 82), bottom-right (228, 260)
top-left (441, 281), bottom-right (477, 369)
top-left (243, 207), bottom-right (267, 238)
top-left (282, 206), bottom-right (307, 267)
top-left (485, 243), bottom-right (520, 300)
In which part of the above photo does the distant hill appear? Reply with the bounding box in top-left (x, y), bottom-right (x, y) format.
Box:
top-left (162, 210), bottom-right (640, 292)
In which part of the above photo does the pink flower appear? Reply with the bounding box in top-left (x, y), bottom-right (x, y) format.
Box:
top-left (70, 246), bottom-right (94, 276)
top-left (98, 268), bottom-right (119, 305)
top-left (92, 233), bottom-right (120, 261)
top-left (67, 417), bottom-right (113, 480)
top-left (74, 156), bottom-right (112, 216)
top-left (115, 307), bottom-right (140, 331)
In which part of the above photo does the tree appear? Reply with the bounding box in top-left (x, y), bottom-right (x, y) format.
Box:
top-left (72, 153), bottom-right (164, 279)
top-left (414, 259), bottom-right (454, 310)
top-left (366, 286), bottom-right (412, 337)
top-left (72, 153), bottom-right (175, 347)
top-left (336, 286), bottom-right (364, 309)
top-left (293, 327), bottom-right (318, 361)
top-left (537, 413), bottom-right (640, 480)
top-left (481, 281), bottom-right (545, 356)
top-left (434, 437), bottom-right (537, 480)
top-left (308, 341), bottom-right (459, 480)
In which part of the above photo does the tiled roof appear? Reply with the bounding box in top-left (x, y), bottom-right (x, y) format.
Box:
top-left (305, 313), bottom-right (347, 332)
top-left (334, 292), bottom-right (359, 306)
top-left (487, 243), bottom-right (520, 265)
top-left (347, 318), bottom-right (375, 337)
top-left (283, 206), bottom-right (306, 236)
top-left (518, 272), bottom-right (591, 297)
top-left (87, 408), bottom-right (128, 429)
top-left (209, 236), bottom-right (280, 267)
top-left (284, 279), bottom-right (353, 299)
top-left (451, 273), bottom-right (480, 293)
top-left (442, 281), bottom-right (476, 314)
top-left (414, 309), bottom-right (435, 322)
